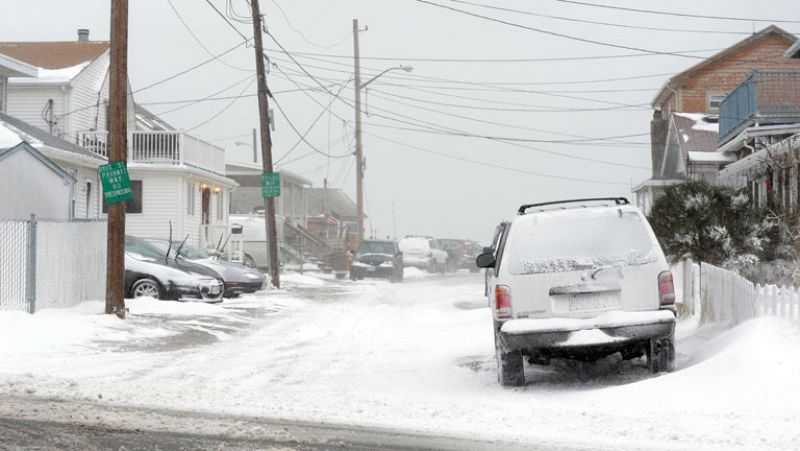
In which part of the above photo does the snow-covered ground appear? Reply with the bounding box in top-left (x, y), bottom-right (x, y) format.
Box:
top-left (1, 271), bottom-right (799, 450)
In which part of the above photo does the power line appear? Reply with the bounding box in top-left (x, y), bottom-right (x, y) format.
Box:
top-left (263, 47), bottom-right (722, 63)
top-left (136, 83), bottom-right (339, 108)
top-left (364, 131), bottom-right (636, 186)
top-left (275, 80), bottom-right (352, 164)
top-left (131, 40), bottom-right (248, 95)
top-left (184, 77), bottom-right (256, 132)
top-left (415, 0), bottom-right (706, 59)
top-left (143, 74), bottom-right (254, 118)
top-left (269, 92), bottom-right (352, 160)
top-left (553, 0), bottom-right (800, 24)
top-left (168, 0), bottom-right (251, 72)
top-left (204, 0), bottom-right (251, 41)
top-left (445, 0), bottom-right (800, 34)
top-left (268, 0), bottom-right (352, 50)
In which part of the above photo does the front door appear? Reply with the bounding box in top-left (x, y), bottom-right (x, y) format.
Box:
top-left (201, 187), bottom-right (211, 225)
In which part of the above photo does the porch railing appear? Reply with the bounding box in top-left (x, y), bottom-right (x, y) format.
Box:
top-left (719, 70), bottom-right (800, 144)
top-left (77, 130), bottom-right (226, 175)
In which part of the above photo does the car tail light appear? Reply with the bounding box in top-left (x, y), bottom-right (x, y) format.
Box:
top-left (428, 251), bottom-right (433, 258)
top-left (658, 271), bottom-right (675, 307)
top-left (495, 285), bottom-right (512, 319)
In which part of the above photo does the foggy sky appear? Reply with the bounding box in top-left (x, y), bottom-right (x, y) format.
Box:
top-left (3, 0), bottom-right (799, 242)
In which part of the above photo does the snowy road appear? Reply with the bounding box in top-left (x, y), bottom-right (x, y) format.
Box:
top-left (1, 270), bottom-right (800, 450)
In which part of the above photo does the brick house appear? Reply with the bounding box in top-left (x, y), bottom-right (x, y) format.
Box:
top-left (632, 25), bottom-right (800, 214)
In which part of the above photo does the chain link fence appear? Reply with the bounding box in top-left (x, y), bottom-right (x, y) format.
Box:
top-left (0, 216), bottom-right (106, 313)
top-left (0, 219), bottom-right (30, 311)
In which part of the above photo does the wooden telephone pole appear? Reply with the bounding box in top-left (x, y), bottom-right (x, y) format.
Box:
top-left (106, 0), bottom-right (128, 316)
top-left (352, 19), bottom-right (365, 244)
top-left (250, 0), bottom-right (281, 288)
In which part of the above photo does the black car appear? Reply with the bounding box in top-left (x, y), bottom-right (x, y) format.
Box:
top-left (349, 240), bottom-right (404, 282)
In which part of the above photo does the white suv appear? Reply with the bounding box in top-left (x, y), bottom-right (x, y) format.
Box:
top-left (399, 236), bottom-right (449, 273)
top-left (477, 198), bottom-right (676, 386)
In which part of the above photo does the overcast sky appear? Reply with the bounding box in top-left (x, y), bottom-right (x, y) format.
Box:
top-left (3, 1), bottom-right (799, 242)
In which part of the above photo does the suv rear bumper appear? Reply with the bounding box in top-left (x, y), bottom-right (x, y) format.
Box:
top-left (496, 310), bottom-right (675, 354)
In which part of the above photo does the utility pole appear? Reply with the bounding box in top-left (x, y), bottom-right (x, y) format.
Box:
top-left (105, 0), bottom-right (128, 317)
top-left (250, 0), bottom-right (280, 288)
top-left (251, 128), bottom-right (257, 164)
top-left (352, 18), bottom-right (365, 245)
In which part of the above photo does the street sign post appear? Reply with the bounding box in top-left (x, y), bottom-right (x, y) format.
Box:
top-left (99, 161), bottom-right (134, 204)
top-left (261, 172), bottom-right (281, 198)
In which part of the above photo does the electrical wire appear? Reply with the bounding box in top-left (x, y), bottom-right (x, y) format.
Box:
top-left (168, 0), bottom-right (251, 72)
top-left (268, 0), bottom-right (352, 50)
top-left (553, 0), bottom-right (800, 24)
top-left (415, 0), bottom-right (706, 59)
top-left (444, 0), bottom-right (800, 34)
top-left (363, 130), bottom-right (637, 186)
top-left (131, 40), bottom-right (248, 95)
top-left (275, 80), bottom-right (353, 164)
top-left (204, 0), bottom-right (251, 41)
top-left (269, 93), bottom-right (353, 160)
top-left (184, 77), bottom-right (256, 132)
top-left (263, 47), bottom-right (722, 63)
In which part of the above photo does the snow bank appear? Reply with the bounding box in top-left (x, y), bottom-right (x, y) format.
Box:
top-left (403, 267), bottom-right (428, 279)
top-left (281, 272), bottom-right (326, 286)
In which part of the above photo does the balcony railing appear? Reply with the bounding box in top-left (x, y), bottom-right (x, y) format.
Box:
top-left (77, 130), bottom-right (226, 176)
top-left (719, 70), bottom-right (800, 144)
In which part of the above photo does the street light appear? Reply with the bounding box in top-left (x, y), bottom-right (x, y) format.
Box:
top-left (235, 129), bottom-right (258, 163)
top-left (352, 39), bottom-right (413, 243)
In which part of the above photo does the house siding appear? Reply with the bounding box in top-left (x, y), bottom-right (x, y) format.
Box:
top-left (5, 85), bottom-right (68, 137)
top-left (124, 172), bottom-right (181, 242)
top-left (658, 34), bottom-right (800, 114)
top-left (0, 149), bottom-right (73, 220)
top-left (68, 51), bottom-right (109, 140)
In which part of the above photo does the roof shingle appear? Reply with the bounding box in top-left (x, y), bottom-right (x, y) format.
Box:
top-left (0, 41), bottom-right (109, 70)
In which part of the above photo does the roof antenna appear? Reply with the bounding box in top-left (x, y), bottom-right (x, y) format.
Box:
top-left (165, 221), bottom-right (173, 263)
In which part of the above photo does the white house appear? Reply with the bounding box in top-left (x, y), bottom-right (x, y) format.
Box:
top-left (0, 30), bottom-right (237, 248)
top-left (0, 141), bottom-right (75, 220)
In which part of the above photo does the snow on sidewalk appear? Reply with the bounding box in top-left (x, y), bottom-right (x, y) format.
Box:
top-left (0, 274), bottom-right (799, 450)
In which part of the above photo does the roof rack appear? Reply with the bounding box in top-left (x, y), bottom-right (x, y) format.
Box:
top-left (518, 197), bottom-right (630, 215)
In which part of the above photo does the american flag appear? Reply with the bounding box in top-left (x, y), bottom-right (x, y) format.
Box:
top-left (326, 210), bottom-right (341, 225)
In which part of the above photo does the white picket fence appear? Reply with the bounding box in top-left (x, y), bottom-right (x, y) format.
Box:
top-left (674, 260), bottom-right (800, 327)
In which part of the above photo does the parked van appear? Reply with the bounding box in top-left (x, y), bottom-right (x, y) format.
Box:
top-left (477, 198), bottom-right (676, 386)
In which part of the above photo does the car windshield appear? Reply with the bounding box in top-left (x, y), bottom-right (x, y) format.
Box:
top-left (357, 241), bottom-right (395, 255)
top-left (125, 236), bottom-right (168, 261)
top-left (506, 209), bottom-right (659, 275)
top-left (146, 240), bottom-right (209, 260)
top-left (436, 239), bottom-right (462, 250)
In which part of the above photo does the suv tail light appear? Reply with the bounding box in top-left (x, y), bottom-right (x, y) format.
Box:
top-left (495, 285), bottom-right (512, 319)
top-left (658, 271), bottom-right (675, 307)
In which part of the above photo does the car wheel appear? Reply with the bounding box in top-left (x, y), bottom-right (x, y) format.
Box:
top-left (647, 335), bottom-right (675, 373)
top-left (350, 271), bottom-right (358, 281)
top-left (495, 334), bottom-right (525, 387)
top-left (131, 278), bottom-right (161, 299)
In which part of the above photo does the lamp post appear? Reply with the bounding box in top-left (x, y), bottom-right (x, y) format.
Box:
top-left (353, 19), bottom-right (413, 244)
top-left (235, 128), bottom-right (258, 163)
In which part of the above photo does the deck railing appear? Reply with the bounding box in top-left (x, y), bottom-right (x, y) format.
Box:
top-left (77, 130), bottom-right (226, 175)
top-left (719, 70), bottom-right (800, 144)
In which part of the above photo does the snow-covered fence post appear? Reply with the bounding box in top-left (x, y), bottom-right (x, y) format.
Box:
top-left (25, 214), bottom-right (37, 314)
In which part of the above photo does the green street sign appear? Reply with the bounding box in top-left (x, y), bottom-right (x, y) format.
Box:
top-left (261, 172), bottom-right (281, 198)
top-left (99, 161), bottom-right (134, 205)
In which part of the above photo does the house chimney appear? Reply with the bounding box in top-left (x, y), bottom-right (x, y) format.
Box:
top-left (77, 29), bottom-right (90, 42)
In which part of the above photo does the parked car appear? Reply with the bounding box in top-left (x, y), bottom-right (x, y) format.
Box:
top-left (144, 239), bottom-right (266, 297)
top-left (461, 240), bottom-right (483, 273)
top-left (398, 236), bottom-right (448, 273)
top-left (349, 239), bottom-right (404, 282)
top-left (124, 236), bottom-right (223, 303)
top-left (477, 198), bottom-right (676, 386)
top-left (435, 239), bottom-right (466, 272)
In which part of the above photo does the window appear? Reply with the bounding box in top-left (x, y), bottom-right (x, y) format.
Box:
top-left (708, 92), bottom-right (728, 112)
top-left (102, 180), bottom-right (142, 214)
top-left (187, 183), bottom-right (195, 216)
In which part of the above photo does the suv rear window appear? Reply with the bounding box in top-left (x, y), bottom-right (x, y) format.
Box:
top-left (506, 209), bottom-right (659, 275)
top-left (358, 241), bottom-right (395, 255)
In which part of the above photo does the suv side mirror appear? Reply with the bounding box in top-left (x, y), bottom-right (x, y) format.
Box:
top-left (476, 252), bottom-right (496, 268)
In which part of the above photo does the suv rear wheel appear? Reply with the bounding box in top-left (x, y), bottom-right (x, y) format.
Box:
top-left (495, 334), bottom-right (525, 386)
top-left (647, 335), bottom-right (675, 373)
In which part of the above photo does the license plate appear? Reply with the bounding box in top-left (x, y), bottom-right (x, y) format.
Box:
top-left (210, 286), bottom-right (221, 294)
top-left (366, 266), bottom-right (376, 272)
top-left (569, 294), bottom-right (617, 312)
